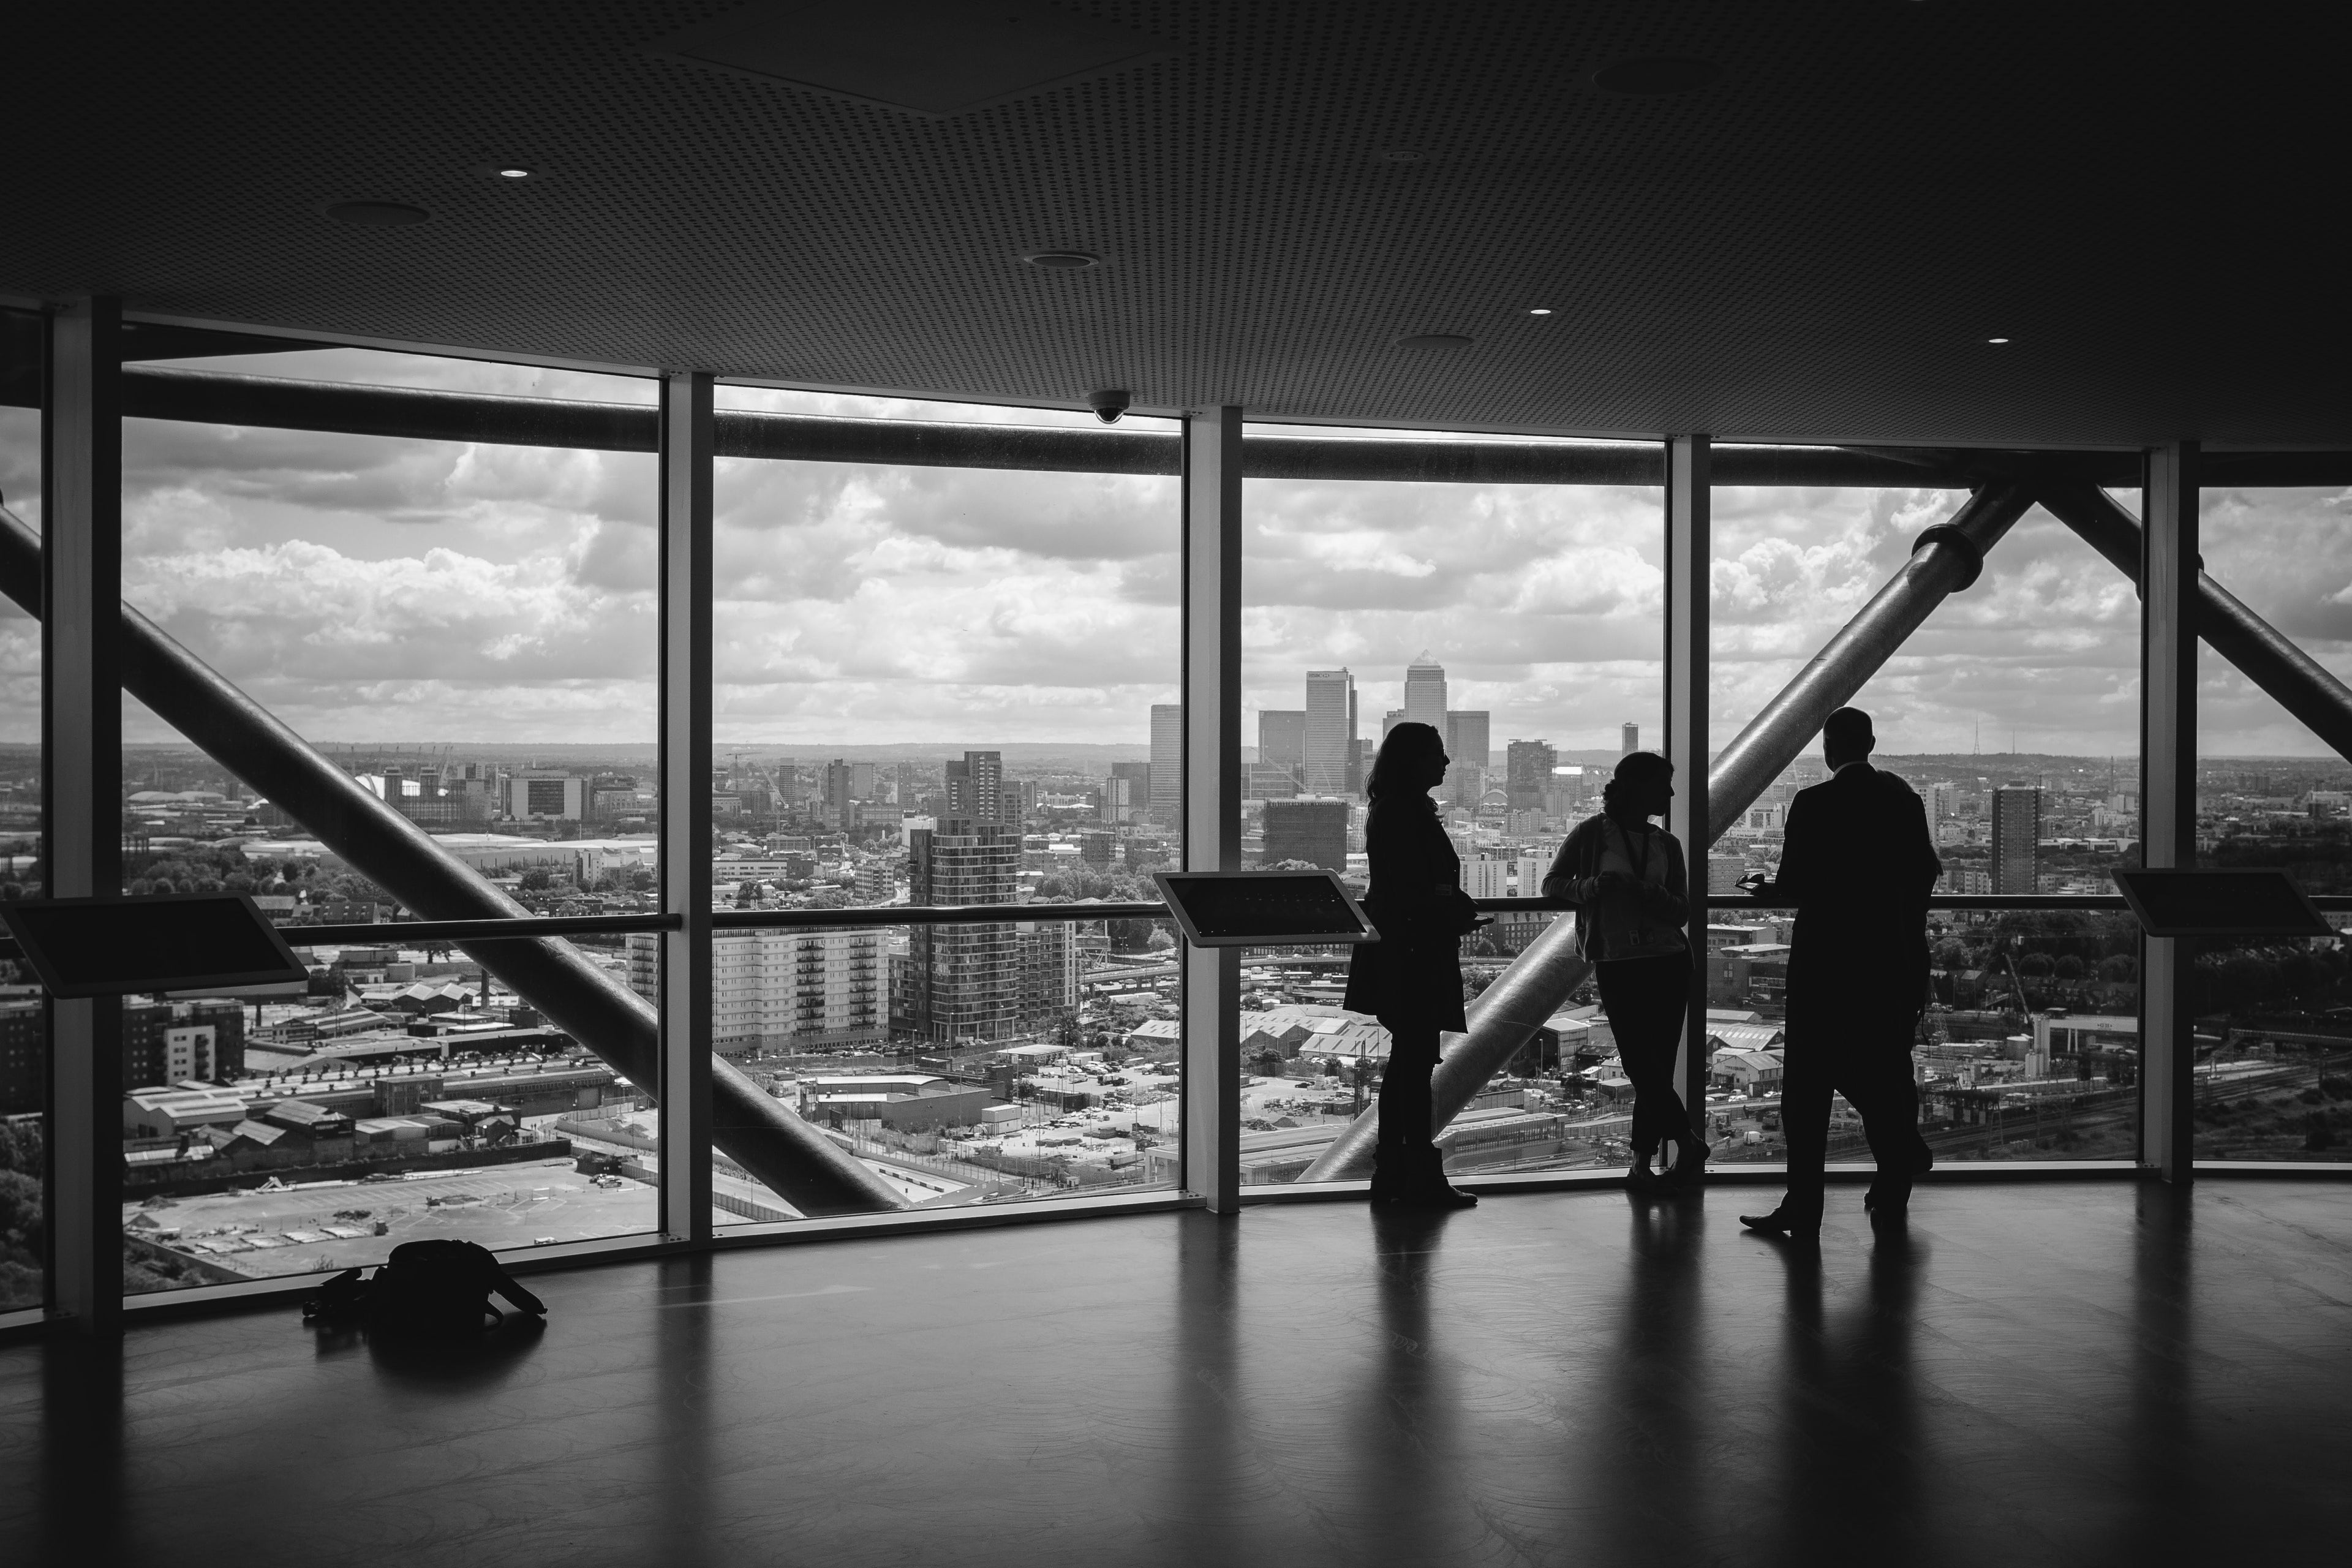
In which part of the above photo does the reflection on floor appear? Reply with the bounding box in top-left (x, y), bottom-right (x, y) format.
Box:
top-left (7, 1178), bottom-right (2351, 1566)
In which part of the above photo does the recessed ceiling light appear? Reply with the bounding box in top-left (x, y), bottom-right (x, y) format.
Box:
top-left (323, 201), bottom-right (431, 228)
top-left (1592, 57), bottom-right (1724, 95)
top-left (1528, 308), bottom-right (1553, 316)
top-left (1025, 251), bottom-right (1101, 270)
top-left (497, 167), bottom-right (533, 179)
top-left (1987, 336), bottom-right (2011, 344)
top-left (1393, 333), bottom-right (1474, 350)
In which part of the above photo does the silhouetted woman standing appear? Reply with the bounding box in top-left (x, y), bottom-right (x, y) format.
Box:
top-left (1544, 751), bottom-right (1707, 1191)
top-left (1344, 722), bottom-right (1482, 1207)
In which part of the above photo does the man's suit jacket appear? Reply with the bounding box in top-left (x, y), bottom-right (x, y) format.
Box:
top-left (1771, 763), bottom-right (1942, 1034)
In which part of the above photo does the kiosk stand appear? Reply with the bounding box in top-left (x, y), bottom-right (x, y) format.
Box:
top-left (1149, 870), bottom-right (1377, 949)
top-left (1, 892), bottom-right (310, 998)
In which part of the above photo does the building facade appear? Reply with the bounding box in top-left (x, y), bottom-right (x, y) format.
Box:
top-left (907, 819), bottom-right (1024, 1042)
top-left (1257, 709), bottom-right (1305, 776)
top-left (1506, 739), bottom-right (1556, 810)
top-left (1445, 709), bottom-right (1489, 804)
top-left (1404, 654), bottom-right (1447, 732)
top-left (1261, 797), bottom-right (1349, 870)
top-left (1148, 705), bottom-right (1183, 825)
top-left (122, 1000), bottom-right (247, 1089)
top-left (943, 750), bottom-right (1012, 827)
top-left (1992, 786), bottom-right (2041, 895)
top-left (1304, 668), bottom-right (1357, 795)
top-left (625, 929), bottom-right (886, 1054)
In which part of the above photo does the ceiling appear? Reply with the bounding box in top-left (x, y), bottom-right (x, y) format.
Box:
top-left (6, 2), bottom-right (2346, 447)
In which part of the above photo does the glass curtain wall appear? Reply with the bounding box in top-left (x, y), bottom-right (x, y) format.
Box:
top-left (113, 338), bottom-right (663, 1292)
top-left (2194, 483), bottom-right (2352, 1162)
top-left (1239, 430), bottom-right (1665, 1185)
top-left (1709, 465), bottom-right (2143, 1166)
top-left (707, 385), bottom-right (1181, 1219)
top-left (0, 307), bottom-right (44, 1311)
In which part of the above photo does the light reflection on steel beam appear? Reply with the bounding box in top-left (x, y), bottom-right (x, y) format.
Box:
top-left (1706, 478), bottom-right (2038, 835)
top-left (2037, 481), bottom-right (2352, 763)
top-left (0, 505), bottom-right (907, 1216)
top-left (1299, 480), bottom-right (2038, 1182)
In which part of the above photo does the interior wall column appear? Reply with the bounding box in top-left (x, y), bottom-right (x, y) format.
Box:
top-left (1664, 434), bottom-right (1711, 1140)
top-left (1180, 407), bottom-right (1243, 1212)
top-left (659, 371), bottom-right (714, 1241)
top-left (44, 296), bottom-right (124, 1332)
top-left (2141, 441), bottom-right (2198, 1183)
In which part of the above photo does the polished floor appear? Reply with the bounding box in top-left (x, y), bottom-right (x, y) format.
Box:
top-left (6, 1178), bottom-right (2350, 1567)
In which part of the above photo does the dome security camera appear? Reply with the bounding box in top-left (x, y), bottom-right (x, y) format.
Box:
top-left (1087, 390), bottom-right (1131, 424)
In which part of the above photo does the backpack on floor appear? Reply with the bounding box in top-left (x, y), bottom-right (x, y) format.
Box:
top-left (304, 1238), bottom-right (546, 1336)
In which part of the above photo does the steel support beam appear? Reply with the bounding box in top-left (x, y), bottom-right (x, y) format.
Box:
top-left (659, 372), bottom-right (715, 1240)
top-left (1664, 435), bottom-right (1711, 1138)
top-left (2140, 444), bottom-right (2198, 1182)
top-left (52, 361), bottom-right (2294, 488)
top-left (2037, 480), bottom-right (2352, 764)
top-left (0, 507), bottom-right (904, 1218)
top-left (1707, 479), bottom-right (2038, 823)
top-left (1302, 478), bottom-right (2038, 1181)
top-left (1180, 408), bottom-right (1243, 1212)
top-left (43, 298), bottom-right (124, 1333)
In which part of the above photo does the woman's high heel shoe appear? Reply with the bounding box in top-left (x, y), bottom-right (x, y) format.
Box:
top-left (1657, 1137), bottom-right (1710, 1193)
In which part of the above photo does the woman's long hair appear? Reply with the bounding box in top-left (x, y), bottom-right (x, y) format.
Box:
top-left (1366, 722), bottom-right (1446, 801)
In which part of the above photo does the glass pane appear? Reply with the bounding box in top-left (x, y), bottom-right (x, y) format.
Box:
top-left (1706, 467), bottom-right (2141, 1165)
top-left (115, 339), bottom-right (663, 1292)
top-left (707, 385), bottom-right (1182, 1218)
top-left (1239, 431), bottom-right (1663, 1184)
top-left (0, 306), bottom-right (44, 1311)
top-left (2194, 484), bottom-right (2352, 1161)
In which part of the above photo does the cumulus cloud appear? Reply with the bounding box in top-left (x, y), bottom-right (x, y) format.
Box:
top-left (2, 352), bottom-right (2346, 758)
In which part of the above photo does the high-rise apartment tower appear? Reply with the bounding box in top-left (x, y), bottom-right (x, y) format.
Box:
top-left (1304, 669), bottom-right (1357, 795)
top-left (1991, 785), bottom-right (2041, 895)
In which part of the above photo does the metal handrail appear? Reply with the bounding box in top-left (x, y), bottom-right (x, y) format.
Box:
top-left (284, 913), bottom-right (680, 944)
top-left (714, 902), bottom-right (1170, 929)
top-left (268, 888), bottom-right (2352, 948)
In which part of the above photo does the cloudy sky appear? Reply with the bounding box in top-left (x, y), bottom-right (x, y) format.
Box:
top-left (0, 347), bottom-right (2345, 762)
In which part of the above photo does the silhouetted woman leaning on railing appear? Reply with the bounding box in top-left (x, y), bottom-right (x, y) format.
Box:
top-left (1543, 750), bottom-right (1708, 1193)
top-left (1343, 721), bottom-right (1483, 1208)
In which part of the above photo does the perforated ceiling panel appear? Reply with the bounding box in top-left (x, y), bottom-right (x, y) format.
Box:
top-left (6, 2), bottom-right (2346, 446)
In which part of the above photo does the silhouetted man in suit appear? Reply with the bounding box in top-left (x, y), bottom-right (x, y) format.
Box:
top-left (1741, 707), bottom-right (1942, 1238)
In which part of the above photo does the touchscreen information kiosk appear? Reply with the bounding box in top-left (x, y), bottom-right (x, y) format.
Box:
top-left (1, 892), bottom-right (310, 998)
top-left (1150, 870), bottom-right (1378, 949)
top-left (2111, 869), bottom-right (2334, 939)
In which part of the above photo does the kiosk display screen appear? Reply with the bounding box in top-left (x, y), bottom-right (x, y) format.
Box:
top-left (1, 894), bottom-right (310, 998)
top-left (1151, 870), bottom-right (1376, 948)
top-left (2111, 869), bottom-right (2334, 938)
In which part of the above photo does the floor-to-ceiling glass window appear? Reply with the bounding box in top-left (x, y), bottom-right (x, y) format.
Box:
top-left (114, 334), bottom-right (663, 1292)
top-left (706, 385), bottom-right (1182, 1219)
top-left (0, 307), bottom-right (45, 1313)
top-left (1239, 428), bottom-right (1665, 1183)
top-left (1709, 461), bottom-right (2142, 1167)
top-left (2195, 481), bottom-right (2352, 1163)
